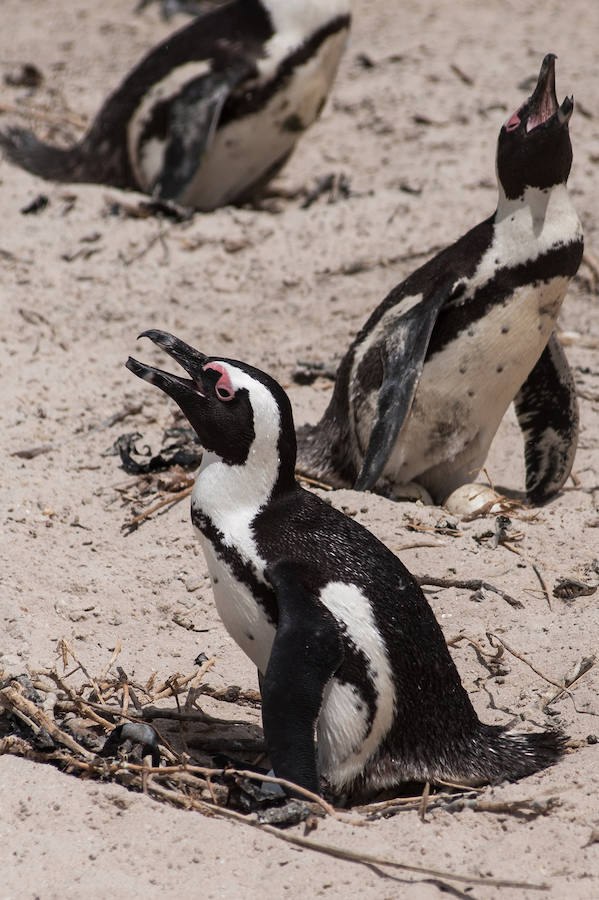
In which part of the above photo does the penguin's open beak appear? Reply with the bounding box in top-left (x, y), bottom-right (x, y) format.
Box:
top-left (505, 54), bottom-right (573, 134)
top-left (126, 329), bottom-right (208, 407)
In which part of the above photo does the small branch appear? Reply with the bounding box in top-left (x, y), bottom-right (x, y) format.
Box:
top-left (486, 633), bottom-right (566, 690)
top-left (315, 245), bottom-right (444, 279)
top-left (295, 473), bottom-right (335, 491)
top-left (125, 486), bottom-right (193, 529)
top-left (0, 685), bottom-right (94, 759)
top-left (443, 796), bottom-right (560, 818)
top-left (0, 101), bottom-right (87, 130)
top-left (418, 576), bottom-right (522, 609)
top-left (395, 540), bottom-right (446, 551)
top-left (418, 781), bottom-right (431, 822)
top-left (146, 781), bottom-right (548, 891)
top-left (57, 638), bottom-right (105, 702)
top-left (531, 564), bottom-right (552, 611)
top-left (537, 655), bottom-right (597, 711)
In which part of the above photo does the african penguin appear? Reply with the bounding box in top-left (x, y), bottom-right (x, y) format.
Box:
top-left (296, 54), bottom-right (583, 505)
top-left (0, 0), bottom-right (351, 210)
top-left (126, 329), bottom-right (564, 800)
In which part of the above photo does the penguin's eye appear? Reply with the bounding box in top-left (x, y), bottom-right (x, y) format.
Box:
top-left (216, 384), bottom-right (234, 402)
top-left (203, 362), bottom-right (235, 402)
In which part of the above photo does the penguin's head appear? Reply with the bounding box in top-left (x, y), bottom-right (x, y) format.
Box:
top-left (126, 330), bottom-right (297, 491)
top-left (496, 54), bottom-right (573, 200)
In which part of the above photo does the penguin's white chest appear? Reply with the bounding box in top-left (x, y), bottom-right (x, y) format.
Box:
top-left (178, 29), bottom-right (348, 208)
top-left (386, 273), bottom-right (571, 484)
top-left (199, 536), bottom-right (276, 675)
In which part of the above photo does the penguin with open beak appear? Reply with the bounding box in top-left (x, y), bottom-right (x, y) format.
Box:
top-left (296, 55), bottom-right (583, 505)
top-left (127, 330), bottom-right (564, 800)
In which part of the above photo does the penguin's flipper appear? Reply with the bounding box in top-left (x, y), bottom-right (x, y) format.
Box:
top-left (262, 560), bottom-right (344, 795)
top-left (154, 63), bottom-right (252, 202)
top-left (514, 332), bottom-right (579, 504)
top-left (355, 276), bottom-right (458, 491)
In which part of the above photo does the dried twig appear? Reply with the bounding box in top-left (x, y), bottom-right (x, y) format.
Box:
top-left (57, 639), bottom-right (105, 702)
top-left (295, 473), bottom-right (335, 491)
top-left (144, 781), bottom-right (549, 891)
top-left (395, 540), bottom-right (447, 551)
top-left (315, 245), bottom-right (444, 279)
top-left (486, 633), bottom-right (565, 690)
top-left (0, 685), bottom-right (94, 759)
top-left (443, 796), bottom-right (560, 818)
top-left (125, 485), bottom-right (193, 528)
top-left (418, 576), bottom-right (522, 609)
top-left (537, 656), bottom-right (598, 711)
top-left (418, 781), bottom-right (431, 822)
top-left (100, 640), bottom-right (123, 681)
top-left (0, 102), bottom-right (87, 130)
top-left (119, 227), bottom-right (170, 267)
top-left (531, 563), bottom-right (552, 611)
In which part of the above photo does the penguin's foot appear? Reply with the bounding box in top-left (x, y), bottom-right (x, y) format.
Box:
top-left (381, 480), bottom-right (434, 505)
top-left (260, 769), bottom-right (287, 799)
top-left (292, 359), bottom-right (338, 386)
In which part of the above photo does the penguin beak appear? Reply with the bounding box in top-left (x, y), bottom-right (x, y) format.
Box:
top-left (126, 329), bottom-right (208, 408)
top-left (505, 54), bottom-right (573, 133)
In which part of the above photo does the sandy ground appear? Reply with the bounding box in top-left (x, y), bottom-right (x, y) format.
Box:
top-left (1, 1), bottom-right (598, 897)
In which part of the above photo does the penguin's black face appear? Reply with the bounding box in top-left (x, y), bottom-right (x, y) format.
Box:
top-left (126, 330), bottom-right (297, 475)
top-left (496, 54), bottom-right (573, 200)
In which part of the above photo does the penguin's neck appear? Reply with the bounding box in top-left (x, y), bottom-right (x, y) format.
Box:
top-left (259, 0), bottom-right (351, 81)
top-left (193, 450), bottom-right (277, 522)
top-left (494, 181), bottom-right (579, 248)
top-left (263, 0), bottom-right (351, 36)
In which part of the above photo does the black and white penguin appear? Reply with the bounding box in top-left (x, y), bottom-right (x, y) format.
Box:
top-left (0, 0), bottom-right (351, 210)
top-left (296, 55), bottom-right (584, 505)
top-left (126, 329), bottom-right (564, 799)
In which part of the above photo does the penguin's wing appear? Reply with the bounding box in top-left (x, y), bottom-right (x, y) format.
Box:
top-left (514, 332), bottom-right (579, 504)
top-left (153, 61), bottom-right (253, 201)
top-left (262, 560), bottom-right (344, 795)
top-left (354, 275), bottom-right (459, 491)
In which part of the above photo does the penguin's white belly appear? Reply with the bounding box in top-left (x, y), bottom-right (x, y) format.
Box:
top-left (200, 539), bottom-right (275, 675)
top-left (316, 582), bottom-right (396, 790)
top-left (180, 30), bottom-right (348, 209)
top-left (382, 275), bottom-right (571, 485)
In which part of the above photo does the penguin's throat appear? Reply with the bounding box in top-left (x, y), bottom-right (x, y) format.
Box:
top-left (496, 182), bottom-right (572, 232)
top-left (192, 450), bottom-right (280, 525)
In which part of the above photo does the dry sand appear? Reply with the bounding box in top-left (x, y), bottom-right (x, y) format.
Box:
top-left (1, 1), bottom-right (598, 897)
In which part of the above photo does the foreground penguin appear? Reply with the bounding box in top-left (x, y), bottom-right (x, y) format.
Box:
top-left (0, 0), bottom-right (351, 209)
top-left (126, 330), bottom-right (563, 800)
top-left (296, 55), bottom-right (583, 505)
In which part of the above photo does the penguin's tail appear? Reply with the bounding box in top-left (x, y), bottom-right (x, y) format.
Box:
top-left (0, 126), bottom-right (89, 183)
top-left (463, 723), bottom-right (566, 784)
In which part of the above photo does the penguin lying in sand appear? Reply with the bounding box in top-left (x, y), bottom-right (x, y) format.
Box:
top-left (127, 329), bottom-right (564, 800)
top-left (0, 0), bottom-right (351, 210)
top-left (296, 54), bottom-right (583, 506)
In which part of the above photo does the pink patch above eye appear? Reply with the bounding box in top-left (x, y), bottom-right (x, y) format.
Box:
top-left (506, 110), bottom-right (521, 131)
top-left (203, 362), bottom-right (234, 401)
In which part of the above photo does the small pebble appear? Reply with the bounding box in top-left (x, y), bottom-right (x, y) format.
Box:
top-left (185, 575), bottom-right (202, 592)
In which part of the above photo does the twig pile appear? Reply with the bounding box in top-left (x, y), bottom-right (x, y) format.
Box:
top-left (0, 638), bottom-right (590, 893)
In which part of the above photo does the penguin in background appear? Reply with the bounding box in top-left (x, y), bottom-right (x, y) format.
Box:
top-left (296, 54), bottom-right (584, 506)
top-left (126, 330), bottom-right (564, 800)
top-left (0, 0), bottom-right (351, 210)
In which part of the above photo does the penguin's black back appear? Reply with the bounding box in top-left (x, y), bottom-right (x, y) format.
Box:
top-left (253, 486), bottom-right (477, 724)
top-left (251, 485), bottom-right (564, 792)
